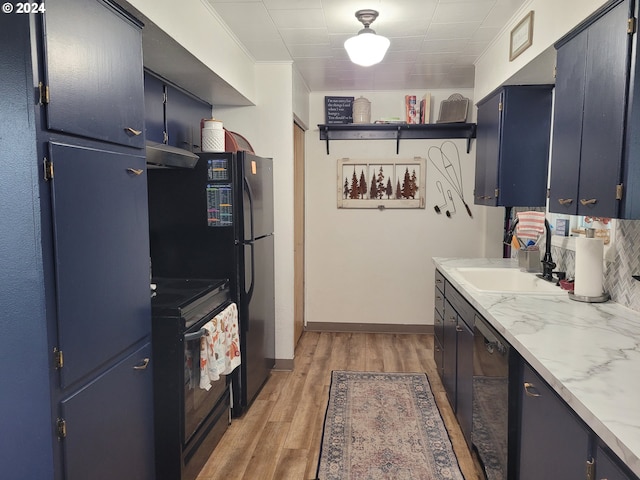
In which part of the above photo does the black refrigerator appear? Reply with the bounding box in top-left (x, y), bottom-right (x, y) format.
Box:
top-left (147, 151), bottom-right (275, 416)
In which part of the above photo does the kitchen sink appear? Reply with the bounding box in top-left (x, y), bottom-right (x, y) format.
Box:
top-left (455, 267), bottom-right (564, 295)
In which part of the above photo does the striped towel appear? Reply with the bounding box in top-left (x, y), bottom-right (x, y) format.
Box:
top-left (516, 211), bottom-right (546, 241)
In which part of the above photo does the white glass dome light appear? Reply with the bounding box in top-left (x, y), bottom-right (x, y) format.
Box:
top-left (344, 9), bottom-right (390, 67)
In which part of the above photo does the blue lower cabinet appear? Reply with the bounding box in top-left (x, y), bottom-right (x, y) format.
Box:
top-left (596, 444), bottom-right (639, 480)
top-left (519, 363), bottom-right (591, 480)
top-left (59, 342), bottom-right (155, 480)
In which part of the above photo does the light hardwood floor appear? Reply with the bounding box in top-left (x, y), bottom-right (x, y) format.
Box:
top-left (196, 332), bottom-right (483, 480)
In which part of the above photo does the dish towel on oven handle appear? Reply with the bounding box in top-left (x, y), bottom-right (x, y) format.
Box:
top-left (200, 302), bottom-right (241, 391)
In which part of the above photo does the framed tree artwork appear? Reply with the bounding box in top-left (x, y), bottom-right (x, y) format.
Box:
top-left (337, 157), bottom-right (426, 209)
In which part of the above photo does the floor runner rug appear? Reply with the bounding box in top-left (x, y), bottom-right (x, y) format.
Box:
top-left (316, 371), bottom-right (464, 480)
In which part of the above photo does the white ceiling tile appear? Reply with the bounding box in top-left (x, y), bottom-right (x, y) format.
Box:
top-left (426, 21), bottom-right (481, 41)
top-left (433, 1), bottom-right (495, 23)
top-left (264, 0), bottom-right (322, 9)
top-left (269, 8), bottom-right (326, 29)
top-left (288, 43), bottom-right (334, 58)
top-left (206, 0), bottom-right (531, 91)
top-left (279, 27), bottom-right (330, 45)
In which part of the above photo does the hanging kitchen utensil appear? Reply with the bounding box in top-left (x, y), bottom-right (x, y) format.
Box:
top-left (434, 180), bottom-right (447, 214)
top-left (428, 141), bottom-right (473, 218)
top-left (446, 190), bottom-right (456, 217)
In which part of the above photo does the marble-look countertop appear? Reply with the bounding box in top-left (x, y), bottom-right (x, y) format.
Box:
top-left (433, 257), bottom-right (640, 477)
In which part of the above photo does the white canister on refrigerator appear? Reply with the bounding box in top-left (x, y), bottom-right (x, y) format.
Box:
top-left (201, 118), bottom-right (225, 152)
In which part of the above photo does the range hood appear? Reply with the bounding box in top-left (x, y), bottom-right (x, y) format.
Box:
top-left (146, 141), bottom-right (199, 169)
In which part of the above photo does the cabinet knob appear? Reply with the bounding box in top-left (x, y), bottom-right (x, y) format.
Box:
top-left (124, 127), bottom-right (142, 136)
top-left (133, 358), bottom-right (150, 370)
top-left (455, 325), bottom-right (463, 332)
top-left (524, 382), bottom-right (541, 397)
top-left (580, 198), bottom-right (598, 206)
top-left (558, 198), bottom-right (573, 205)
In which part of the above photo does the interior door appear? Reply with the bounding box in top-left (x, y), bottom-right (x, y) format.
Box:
top-left (293, 122), bottom-right (305, 347)
top-left (49, 142), bottom-right (151, 388)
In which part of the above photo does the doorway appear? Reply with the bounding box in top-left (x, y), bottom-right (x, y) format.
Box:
top-left (293, 122), bottom-right (305, 347)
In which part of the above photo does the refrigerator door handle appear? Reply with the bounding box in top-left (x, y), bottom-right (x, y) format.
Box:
top-left (243, 176), bottom-right (255, 242)
top-left (245, 242), bottom-right (255, 329)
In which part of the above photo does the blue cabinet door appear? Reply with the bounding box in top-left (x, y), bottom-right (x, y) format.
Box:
top-left (519, 363), bottom-right (590, 480)
top-left (49, 142), bottom-right (151, 388)
top-left (550, 0), bottom-right (630, 217)
top-left (60, 342), bottom-right (155, 480)
top-left (166, 86), bottom-right (212, 152)
top-left (596, 444), bottom-right (637, 480)
top-left (578, 1), bottom-right (628, 217)
top-left (474, 90), bottom-right (501, 206)
top-left (43, 0), bottom-right (145, 148)
top-left (548, 29), bottom-right (587, 215)
top-left (144, 72), bottom-right (166, 144)
top-left (474, 86), bottom-right (551, 207)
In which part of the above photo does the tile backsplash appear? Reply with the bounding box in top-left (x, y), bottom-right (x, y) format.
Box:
top-left (552, 220), bottom-right (640, 312)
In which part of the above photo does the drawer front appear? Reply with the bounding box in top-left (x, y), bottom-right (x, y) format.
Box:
top-left (434, 284), bottom-right (445, 317)
top-left (445, 281), bottom-right (475, 329)
top-left (434, 335), bottom-right (444, 380)
top-left (435, 269), bottom-right (445, 293)
top-left (434, 308), bottom-right (444, 346)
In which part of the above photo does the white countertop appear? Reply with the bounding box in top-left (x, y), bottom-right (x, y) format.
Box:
top-left (433, 257), bottom-right (640, 477)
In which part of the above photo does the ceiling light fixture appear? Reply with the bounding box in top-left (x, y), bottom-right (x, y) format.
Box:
top-left (344, 9), bottom-right (390, 67)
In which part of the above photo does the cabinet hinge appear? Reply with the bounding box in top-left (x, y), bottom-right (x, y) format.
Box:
top-left (553, 65), bottom-right (557, 79)
top-left (43, 158), bottom-right (54, 181)
top-left (495, 188), bottom-right (499, 198)
top-left (498, 101), bottom-right (503, 112)
top-left (56, 418), bottom-right (67, 439)
top-left (586, 458), bottom-right (595, 480)
top-left (163, 131), bottom-right (168, 144)
top-left (53, 347), bottom-right (63, 369)
top-left (547, 188), bottom-right (550, 198)
top-left (616, 183), bottom-right (624, 200)
top-left (38, 82), bottom-right (50, 105)
top-left (628, 17), bottom-right (636, 34)
top-left (163, 91), bottom-right (167, 104)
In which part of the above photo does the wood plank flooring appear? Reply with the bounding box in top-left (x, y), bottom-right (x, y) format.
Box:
top-left (196, 332), bottom-right (483, 480)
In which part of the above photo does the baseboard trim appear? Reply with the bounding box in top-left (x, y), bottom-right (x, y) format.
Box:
top-left (305, 322), bottom-right (433, 335)
top-left (274, 358), bottom-right (295, 371)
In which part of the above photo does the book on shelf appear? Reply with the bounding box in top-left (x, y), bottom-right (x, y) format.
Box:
top-left (420, 93), bottom-right (431, 124)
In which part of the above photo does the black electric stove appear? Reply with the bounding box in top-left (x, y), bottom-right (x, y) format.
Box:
top-left (151, 277), bottom-right (229, 328)
top-left (150, 277), bottom-right (233, 480)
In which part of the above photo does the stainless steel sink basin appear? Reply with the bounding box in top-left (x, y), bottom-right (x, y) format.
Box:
top-left (455, 267), bottom-right (564, 295)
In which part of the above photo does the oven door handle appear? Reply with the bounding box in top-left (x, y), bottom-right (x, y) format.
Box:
top-left (184, 328), bottom-right (209, 342)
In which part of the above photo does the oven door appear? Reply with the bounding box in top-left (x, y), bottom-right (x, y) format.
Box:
top-left (183, 311), bottom-right (230, 445)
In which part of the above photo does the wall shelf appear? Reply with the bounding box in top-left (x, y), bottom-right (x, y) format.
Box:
top-left (318, 123), bottom-right (477, 155)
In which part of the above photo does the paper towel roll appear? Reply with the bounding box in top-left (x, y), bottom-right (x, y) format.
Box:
top-left (574, 236), bottom-right (604, 297)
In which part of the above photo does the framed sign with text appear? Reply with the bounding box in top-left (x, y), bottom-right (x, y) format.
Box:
top-left (510, 11), bottom-right (534, 61)
top-left (325, 96), bottom-right (354, 124)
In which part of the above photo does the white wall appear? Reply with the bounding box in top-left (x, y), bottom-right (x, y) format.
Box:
top-left (126, 0), bottom-right (256, 102)
top-left (293, 67), bottom-right (311, 129)
top-left (305, 90), bottom-right (504, 327)
top-left (475, 0), bottom-right (608, 100)
top-left (214, 62), bottom-right (296, 361)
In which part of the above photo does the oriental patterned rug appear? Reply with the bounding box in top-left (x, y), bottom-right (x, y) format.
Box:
top-left (316, 371), bottom-right (464, 480)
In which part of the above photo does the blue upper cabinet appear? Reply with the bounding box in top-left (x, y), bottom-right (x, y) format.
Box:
top-left (166, 85), bottom-right (212, 152)
top-left (549, 0), bottom-right (639, 218)
top-left (43, 0), bottom-right (145, 148)
top-left (474, 85), bottom-right (553, 207)
top-left (144, 72), bottom-right (166, 144)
